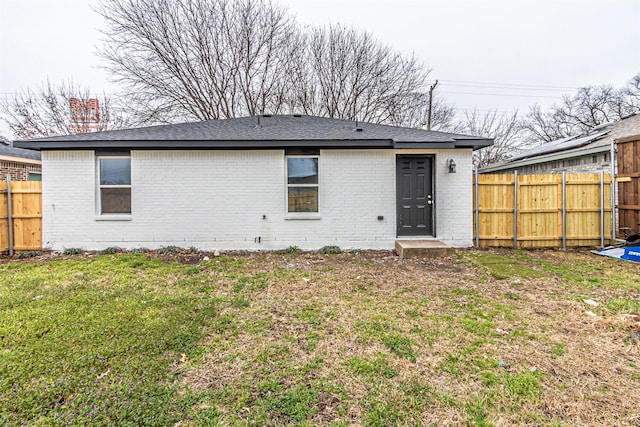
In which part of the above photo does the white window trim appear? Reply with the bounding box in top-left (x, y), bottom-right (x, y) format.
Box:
top-left (94, 215), bottom-right (132, 221)
top-left (285, 155), bottom-right (320, 219)
top-left (96, 155), bottom-right (132, 219)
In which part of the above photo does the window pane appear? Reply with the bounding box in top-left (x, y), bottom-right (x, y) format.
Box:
top-left (101, 188), bottom-right (131, 214)
top-left (287, 158), bottom-right (318, 184)
top-left (100, 158), bottom-right (131, 185)
top-left (288, 187), bottom-right (318, 213)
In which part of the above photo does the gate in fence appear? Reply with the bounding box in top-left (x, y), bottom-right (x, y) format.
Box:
top-left (1, 175), bottom-right (42, 255)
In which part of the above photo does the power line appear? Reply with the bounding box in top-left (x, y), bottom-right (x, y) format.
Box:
top-left (458, 110), bottom-right (515, 114)
top-left (441, 90), bottom-right (561, 99)
top-left (440, 83), bottom-right (573, 92)
top-left (453, 110), bottom-right (512, 117)
top-left (435, 79), bottom-right (579, 90)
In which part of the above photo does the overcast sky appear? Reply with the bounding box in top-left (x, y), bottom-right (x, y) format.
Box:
top-left (1, 0), bottom-right (639, 136)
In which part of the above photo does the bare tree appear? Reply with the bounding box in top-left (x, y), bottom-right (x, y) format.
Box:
top-left (520, 103), bottom-right (573, 143)
top-left (97, 0), bottom-right (434, 126)
top-left (0, 80), bottom-right (131, 139)
top-left (522, 73), bottom-right (640, 143)
top-left (97, 0), bottom-right (299, 123)
top-left (286, 24), bottom-right (432, 124)
top-left (621, 73), bottom-right (640, 111)
top-left (384, 91), bottom-right (458, 131)
top-left (455, 109), bottom-right (524, 167)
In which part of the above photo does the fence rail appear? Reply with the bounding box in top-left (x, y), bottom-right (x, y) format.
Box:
top-left (1, 176), bottom-right (42, 254)
top-left (474, 172), bottom-right (612, 248)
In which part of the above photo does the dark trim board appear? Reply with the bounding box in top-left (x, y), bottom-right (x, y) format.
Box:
top-left (16, 139), bottom-right (394, 150)
top-left (15, 139), bottom-right (490, 151)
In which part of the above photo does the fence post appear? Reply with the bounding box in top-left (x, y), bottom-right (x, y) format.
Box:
top-left (474, 168), bottom-right (479, 247)
top-left (600, 170), bottom-right (605, 248)
top-left (562, 171), bottom-right (567, 250)
top-left (513, 171), bottom-right (518, 249)
top-left (6, 174), bottom-right (13, 257)
top-left (610, 141), bottom-right (616, 240)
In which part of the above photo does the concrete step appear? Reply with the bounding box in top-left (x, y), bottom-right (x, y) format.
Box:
top-left (395, 240), bottom-right (454, 258)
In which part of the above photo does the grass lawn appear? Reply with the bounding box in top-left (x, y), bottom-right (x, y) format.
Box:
top-left (1, 248), bottom-right (639, 426)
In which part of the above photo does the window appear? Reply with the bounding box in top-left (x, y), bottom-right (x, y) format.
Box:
top-left (28, 172), bottom-right (41, 181)
top-left (98, 156), bottom-right (131, 214)
top-left (286, 156), bottom-right (318, 213)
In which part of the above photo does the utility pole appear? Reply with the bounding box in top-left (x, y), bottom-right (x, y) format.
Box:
top-left (427, 80), bottom-right (439, 131)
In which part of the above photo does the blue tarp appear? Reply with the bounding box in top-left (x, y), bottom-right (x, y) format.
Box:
top-left (622, 247), bottom-right (640, 262)
top-left (592, 246), bottom-right (640, 263)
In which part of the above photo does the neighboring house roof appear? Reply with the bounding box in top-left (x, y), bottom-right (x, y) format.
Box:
top-left (14, 115), bottom-right (493, 150)
top-left (0, 142), bottom-right (42, 161)
top-left (480, 113), bottom-right (640, 173)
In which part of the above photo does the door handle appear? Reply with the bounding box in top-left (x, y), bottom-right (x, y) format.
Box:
top-left (427, 195), bottom-right (433, 205)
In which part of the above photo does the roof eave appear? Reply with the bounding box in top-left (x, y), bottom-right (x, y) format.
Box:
top-left (0, 154), bottom-right (42, 164)
top-left (454, 139), bottom-right (494, 150)
top-left (14, 139), bottom-right (394, 150)
top-left (394, 141), bottom-right (456, 149)
top-left (15, 138), bottom-right (493, 151)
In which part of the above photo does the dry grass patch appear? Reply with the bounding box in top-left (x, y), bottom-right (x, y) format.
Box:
top-left (174, 249), bottom-right (639, 426)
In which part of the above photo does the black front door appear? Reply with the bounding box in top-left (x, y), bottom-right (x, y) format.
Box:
top-left (396, 156), bottom-right (434, 236)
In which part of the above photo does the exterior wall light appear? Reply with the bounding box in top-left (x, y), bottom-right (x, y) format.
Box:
top-left (447, 158), bottom-right (457, 173)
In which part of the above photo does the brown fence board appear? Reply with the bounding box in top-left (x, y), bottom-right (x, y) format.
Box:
top-left (518, 174), bottom-right (561, 248)
top-left (474, 173), bottom-right (612, 248)
top-left (1, 180), bottom-right (42, 253)
top-left (617, 136), bottom-right (640, 234)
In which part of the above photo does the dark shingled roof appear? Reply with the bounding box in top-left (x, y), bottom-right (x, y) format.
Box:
top-left (0, 143), bottom-right (41, 160)
top-left (15, 115), bottom-right (493, 150)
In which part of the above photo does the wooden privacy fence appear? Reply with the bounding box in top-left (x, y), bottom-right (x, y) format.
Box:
top-left (474, 172), bottom-right (612, 248)
top-left (616, 135), bottom-right (640, 234)
top-left (1, 177), bottom-right (42, 254)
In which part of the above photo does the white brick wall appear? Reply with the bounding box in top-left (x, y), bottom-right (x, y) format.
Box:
top-left (42, 151), bottom-right (96, 249)
top-left (432, 149), bottom-right (474, 247)
top-left (42, 149), bottom-right (473, 251)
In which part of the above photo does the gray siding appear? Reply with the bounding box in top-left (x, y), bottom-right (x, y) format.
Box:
top-left (486, 152), bottom-right (612, 175)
